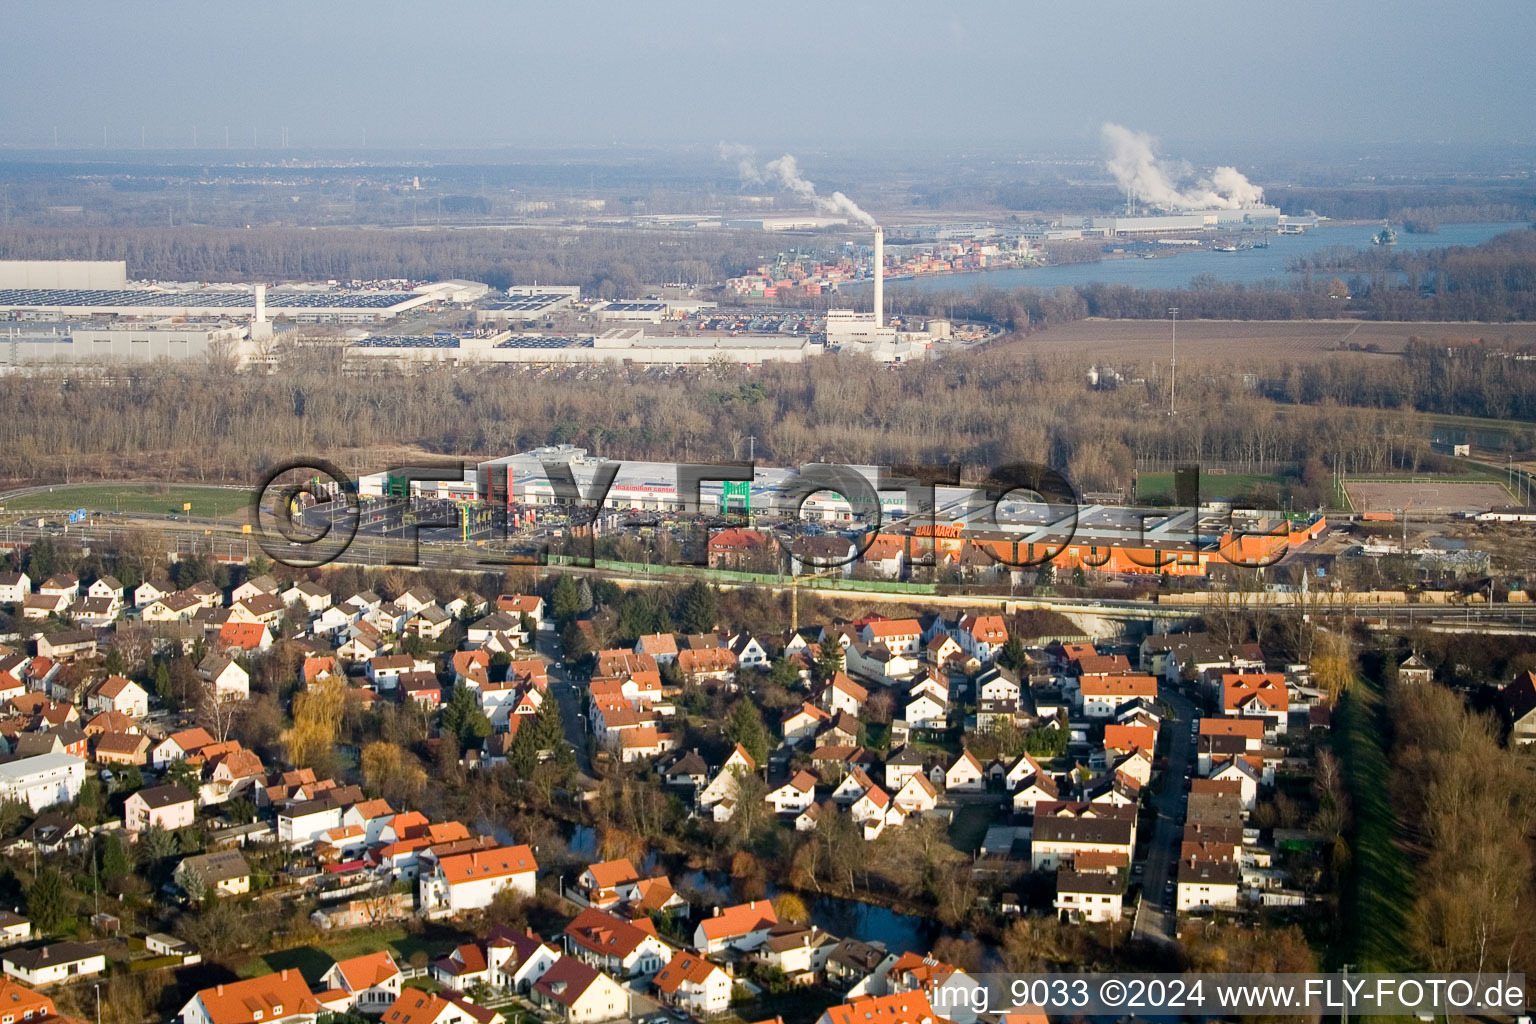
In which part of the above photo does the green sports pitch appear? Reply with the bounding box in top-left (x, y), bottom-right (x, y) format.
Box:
top-left (2, 484), bottom-right (252, 518)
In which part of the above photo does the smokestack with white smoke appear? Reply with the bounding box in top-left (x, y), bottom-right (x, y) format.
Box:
top-left (1101, 123), bottom-right (1263, 212)
top-left (718, 144), bottom-right (877, 228)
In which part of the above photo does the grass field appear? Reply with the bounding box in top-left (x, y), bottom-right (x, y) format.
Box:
top-left (1135, 471), bottom-right (1286, 502)
top-left (2, 483), bottom-right (252, 518)
top-left (235, 924), bottom-right (464, 982)
top-left (995, 318), bottom-right (1536, 362)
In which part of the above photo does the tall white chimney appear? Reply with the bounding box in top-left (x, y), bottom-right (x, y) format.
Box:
top-left (254, 283), bottom-right (267, 324)
top-left (873, 225), bottom-right (884, 329)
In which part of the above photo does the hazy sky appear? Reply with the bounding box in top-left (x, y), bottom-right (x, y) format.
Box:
top-left (4, 0), bottom-right (1532, 153)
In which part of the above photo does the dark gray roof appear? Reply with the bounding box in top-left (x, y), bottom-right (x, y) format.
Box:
top-left (132, 783), bottom-right (193, 809)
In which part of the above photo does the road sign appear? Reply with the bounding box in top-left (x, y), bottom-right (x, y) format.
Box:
top-left (242, 524), bottom-right (252, 534)
top-left (68, 508), bottom-right (87, 524)
top-left (183, 502), bottom-right (192, 512)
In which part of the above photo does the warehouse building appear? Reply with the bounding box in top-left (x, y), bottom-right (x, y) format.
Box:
top-left (0, 286), bottom-right (431, 323)
top-left (346, 328), bottom-right (820, 366)
top-left (0, 321), bottom-right (257, 367)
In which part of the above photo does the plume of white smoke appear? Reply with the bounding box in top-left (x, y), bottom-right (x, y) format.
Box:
top-left (1101, 123), bottom-right (1263, 212)
top-left (718, 145), bottom-right (877, 227)
top-left (717, 142), bottom-right (762, 185)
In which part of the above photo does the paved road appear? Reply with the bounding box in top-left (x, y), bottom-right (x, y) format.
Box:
top-left (534, 625), bottom-right (593, 779)
top-left (1133, 681), bottom-right (1197, 944)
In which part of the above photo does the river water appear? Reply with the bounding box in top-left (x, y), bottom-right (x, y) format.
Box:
top-left (856, 221), bottom-right (1529, 294)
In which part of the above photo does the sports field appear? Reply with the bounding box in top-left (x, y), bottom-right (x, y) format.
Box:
top-left (1, 483), bottom-right (252, 518)
top-left (1344, 479), bottom-right (1511, 515)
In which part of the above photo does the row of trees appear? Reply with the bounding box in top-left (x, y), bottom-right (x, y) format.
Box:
top-left (7, 336), bottom-right (1529, 498)
top-left (0, 224), bottom-right (776, 295)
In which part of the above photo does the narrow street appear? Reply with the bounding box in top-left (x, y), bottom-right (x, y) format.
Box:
top-left (534, 625), bottom-right (594, 779)
top-left (1132, 681), bottom-right (1197, 943)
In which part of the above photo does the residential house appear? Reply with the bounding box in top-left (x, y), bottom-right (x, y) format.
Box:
top-left (176, 850), bottom-right (252, 897)
top-left (1220, 673), bottom-right (1289, 732)
top-left (197, 654), bottom-right (250, 700)
top-left (1502, 671), bottom-right (1536, 745)
top-left (85, 675), bottom-right (149, 719)
top-left (529, 957), bottom-right (627, 1024)
top-left (152, 727), bottom-right (216, 769)
top-left (1054, 868), bottom-right (1124, 923)
top-left (903, 691), bottom-right (946, 730)
top-left (882, 745), bottom-right (927, 791)
top-left (822, 673), bottom-right (867, 717)
top-left (676, 648), bottom-right (736, 683)
top-left (1176, 858), bottom-right (1241, 912)
top-left (0, 915), bottom-right (28, 947)
top-left (419, 845), bottom-right (538, 916)
top-left (495, 595), bottom-right (545, 630)
top-left (1030, 803), bottom-right (1135, 870)
top-left (281, 581), bottom-right (333, 616)
top-left (231, 574), bottom-right (280, 606)
top-left (377, 989), bottom-right (502, 1024)
top-left (728, 633), bottom-right (769, 671)
top-left (179, 970), bottom-right (318, 1024)
top-left (860, 619), bottom-right (922, 656)
top-left (781, 703), bottom-right (830, 746)
top-left (72, 597), bottom-right (118, 628)
top-left (2, 941), bottom-right (105, 986)
top-left (0, 754), bottom-right (86, 811)
top-left (943, 751), bottom-right (985, 792)
top-left (37, 575), bottom-right (79, 605)
top-left (634, 633), bottom-right (679, 666)
top-left (892, 773), bottom-right (939, 815)
top-left (884, 952), bottom-right (985, 1024)
top-left (93, 731), bottom-right (150, 765)
top-left (218, 621), bottom-right (272, 653)
top-left (957, 615), bottom-right (1009, 664)
top-left (319, 952), bottom-right (403, 1015)
top-left (813, 992), bottom-right (939, 1024)
top-left (16, 813), bottom-right (89, 856)
top-left (1078, 675), bottom-right (1159, 718)
top-left (125, 783), bottom-right (196, 832)
top-left (653, 952), bottom-right (731, 1018)
top-left (766, 771), bottom-right (818, 814)
top-left (87, 576), bottom-right (125, 603)
top-left (0, 573), bottom-right (30, 605)
top-left (431, 926), bottom-right (559, 995)
top-left (693, 900), bottom-right (778, 954)
top-left (563, 908), bottom-right (670, 979)
top-left (707, 528), bottom-right (776, 571)
top-left (758, 925), bottom-right (836, 985)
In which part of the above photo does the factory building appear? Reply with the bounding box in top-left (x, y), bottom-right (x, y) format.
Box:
top-left (346, 328), bottom-right (820, 367)
top-left (724, 216), bottom-right (849, 231)
top-left (0, 285), bottom-right (431, 323)
top-left (473, 292), bottom-right (577, 325)
top-left (1091, 206), bottom-right (1282, 236)
top-left (0, 260), bottom-right (128, 290)
top-left (0, 322), bottom-right (256, 368)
